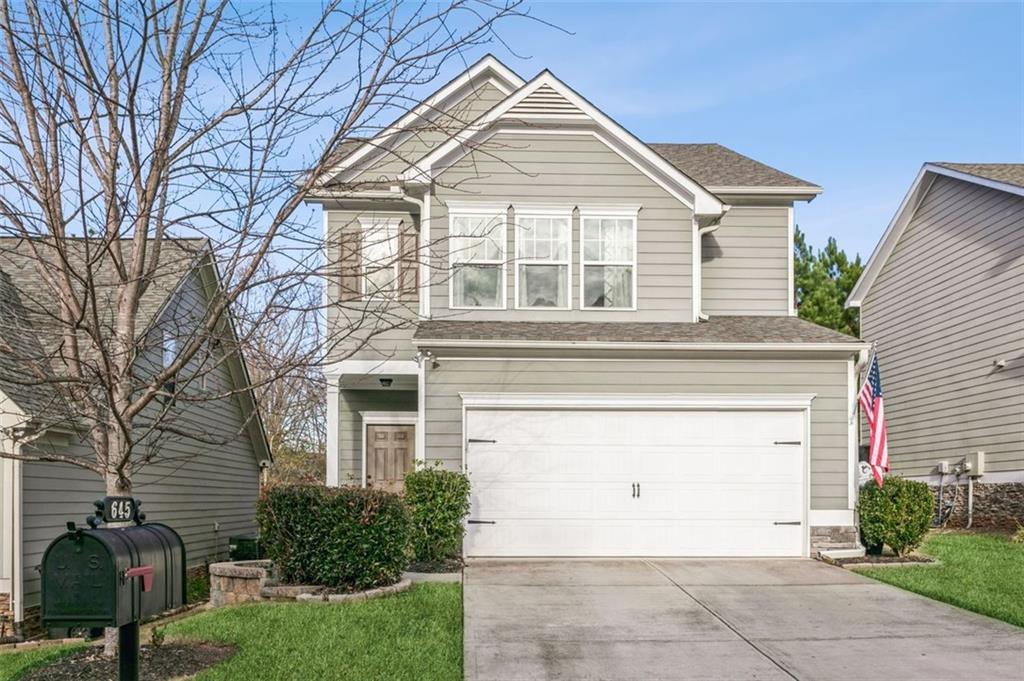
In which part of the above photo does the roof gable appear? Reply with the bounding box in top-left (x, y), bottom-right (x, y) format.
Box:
top-left (406, 71), bottom-right (724, 217)
top-left (321, 55), bottom-right (525, 187)
top-left (847, 162), bottom-right (1024, 307)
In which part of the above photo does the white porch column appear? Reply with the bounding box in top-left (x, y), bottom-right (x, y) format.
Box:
top-left (325, 375), bottom-right (340, 487)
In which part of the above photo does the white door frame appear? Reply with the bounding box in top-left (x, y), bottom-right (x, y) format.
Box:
top-left (359, 411), bottom-right (418, 488)
top-left (460, 392), bottom-right (815, 558)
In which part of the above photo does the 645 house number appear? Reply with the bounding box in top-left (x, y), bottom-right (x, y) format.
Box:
top-left (104, 497), bottom-right (135, 522)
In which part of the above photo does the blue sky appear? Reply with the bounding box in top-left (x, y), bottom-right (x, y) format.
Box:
top-left (481, 1), bottom-right (1023, 259)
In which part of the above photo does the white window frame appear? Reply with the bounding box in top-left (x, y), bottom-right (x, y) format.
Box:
top-left (513, 204), bottom-right (573, 311)
top-left (579, 206), bottom-right (640, 311)
top-left (447, 202), bottom-right (508, 311)
top-left (357, 217), bottom-right (403, 299)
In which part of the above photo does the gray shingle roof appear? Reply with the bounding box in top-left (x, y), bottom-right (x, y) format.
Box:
top-left (933, 163), bottom-right (1024, 189)
top-left (414, 316), bottom-right (861, 345)
top-left (0, 238), bottom-right (207, 423)
top-left (647, 143), bottom-right (819, 190)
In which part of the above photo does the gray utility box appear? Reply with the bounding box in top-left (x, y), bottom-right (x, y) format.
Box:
top-left (41, 523), bottom-right (186, 629)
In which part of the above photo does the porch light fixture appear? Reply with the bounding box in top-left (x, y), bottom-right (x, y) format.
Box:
top-left (379, 377), bottom-right (393, 387)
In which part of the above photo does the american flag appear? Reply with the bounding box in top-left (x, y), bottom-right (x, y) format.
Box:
top-left (858, 354), bottom-right (888, 487)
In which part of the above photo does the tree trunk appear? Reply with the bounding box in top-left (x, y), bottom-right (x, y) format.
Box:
top-left (102, 471), bottom-right (132, 657)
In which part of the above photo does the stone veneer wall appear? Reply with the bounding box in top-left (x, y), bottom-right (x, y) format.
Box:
top-left (209, 560), bottom-right (271, 607)
top-left (932, 481), bottom-right (1024, 530)
top-left (810, 526), bottom-right (859, 552)
top-left (0, 593), bottom-right (14, 643)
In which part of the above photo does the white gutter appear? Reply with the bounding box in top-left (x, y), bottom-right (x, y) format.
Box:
top-left (411, 338), bottom-right (869, 352)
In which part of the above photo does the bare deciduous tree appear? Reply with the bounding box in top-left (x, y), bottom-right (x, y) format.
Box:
top-left (0, 0), bottom-right (529, 502)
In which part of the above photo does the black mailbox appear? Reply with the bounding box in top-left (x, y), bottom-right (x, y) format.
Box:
top-left (41, 523), bottom-right (186, 629)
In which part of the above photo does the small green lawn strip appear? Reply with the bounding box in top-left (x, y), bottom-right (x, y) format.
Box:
top-left (164, 583), bottom-right (462, 680)
top-left (858, 533), bottom-right (1024, 627)
top-left (0, 643), bottom-right (84, 680)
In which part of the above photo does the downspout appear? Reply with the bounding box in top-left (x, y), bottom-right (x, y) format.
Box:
top-left (695, 220), bottom-right (725, 321)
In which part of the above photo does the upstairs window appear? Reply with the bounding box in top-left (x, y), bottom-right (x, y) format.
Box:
top-left (359, 217), bottom-right (402, 298)
top-left (581, 208), bottom-right (638, 310)
top-left (515, 207), bottom-right (571, 309)
top-left (449, 204), bottom-right (506, 309)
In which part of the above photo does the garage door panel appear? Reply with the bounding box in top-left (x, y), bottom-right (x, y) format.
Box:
top-left (464, 407), bottom-right (806, 557)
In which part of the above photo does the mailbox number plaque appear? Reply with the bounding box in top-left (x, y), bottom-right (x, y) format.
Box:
top-left (103, 496), bottom-right (136, 523)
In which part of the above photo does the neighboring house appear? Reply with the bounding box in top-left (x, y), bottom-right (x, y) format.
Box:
top-left (847, 163), bottom-right (1024, 528)
top-left (0, 238), bottom-right (271, 636)
top-left (308, 55), bottom-right (869, 560)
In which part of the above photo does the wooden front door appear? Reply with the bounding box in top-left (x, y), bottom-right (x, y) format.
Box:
top-left (366, 424), bottom-right (415, 492)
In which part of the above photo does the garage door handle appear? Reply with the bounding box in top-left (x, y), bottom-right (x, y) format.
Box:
top-left (468, 438), bottom-right (497, 444)
top-left (774, 441), bottom-right (802, 445)
top-left (773, 521), bottom-right (801, 526)
top-left (467, 520), bottom-right (496, 525)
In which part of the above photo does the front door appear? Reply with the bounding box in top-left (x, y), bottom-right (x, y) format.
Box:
top-left (366, 424), bottom-right (415, 492)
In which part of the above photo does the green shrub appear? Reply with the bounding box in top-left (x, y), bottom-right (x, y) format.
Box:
top-left (257, 484), bottom-right (411, 590)
top-left (859, 476), bottom-right (933, 556)
top-left (404, 465), bottom-right (471, 563)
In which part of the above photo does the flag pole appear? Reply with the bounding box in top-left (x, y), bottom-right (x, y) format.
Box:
top-left (850, 341), bottom-right (877, 424)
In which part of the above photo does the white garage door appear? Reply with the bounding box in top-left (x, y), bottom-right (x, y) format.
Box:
top-left (464, 408), bottom-right (806, 557)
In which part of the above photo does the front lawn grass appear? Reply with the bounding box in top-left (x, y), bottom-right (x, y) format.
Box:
top-left (0, 643), bottom-right (84, 680)
top-left (858, 532), bottom-right (1024, 627)
top-left (165, 583), bottom-right (462, 680)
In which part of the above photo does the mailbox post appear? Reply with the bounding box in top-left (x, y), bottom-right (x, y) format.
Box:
top-left (40, 497), bottom-right (185, 681)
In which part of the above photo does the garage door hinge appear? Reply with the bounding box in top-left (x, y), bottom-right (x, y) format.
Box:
top-left (468, 438), bottom-right (497, 444)
top-left (467, 520), bottom-right (496, 525)
top-left (773, 521), bottom-right (801, 526)
top-left (773, 441), bottom-right (802, 445)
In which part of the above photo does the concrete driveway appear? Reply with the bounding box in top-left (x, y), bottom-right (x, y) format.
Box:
top-left (464, 559), bottom-right (1024, 681)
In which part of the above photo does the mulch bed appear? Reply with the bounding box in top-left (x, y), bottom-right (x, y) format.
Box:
top-left (20, 643), bottom-right (235, 681)
top-left (837, 554), bottom-right (937, 566)
top-left (408, 558), bottom-right (463, 573)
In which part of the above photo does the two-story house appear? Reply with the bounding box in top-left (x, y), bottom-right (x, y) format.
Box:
top-left (848, 163), bottom-right (1024, 529)
top-left (307, 55), bottom-right (868, 559)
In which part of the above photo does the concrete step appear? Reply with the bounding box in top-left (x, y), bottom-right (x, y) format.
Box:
top-left (818, 545), bottom-right (866, 560)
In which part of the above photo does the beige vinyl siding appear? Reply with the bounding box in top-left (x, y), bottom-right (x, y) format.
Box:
top-left (431, 132), bottom-right (694, 321)
top-left (19, 272), bottom-right (262, 612)
top-left (702, 205), bottom-right (790, 315)
top-left (348, 82), bottom-right (507, 183)
top-left (423, 356), bottom-right (851, 510)
top-left (860, 175), bottom-right (1024, 476)
top-left (337, 389), bottom-right (417, 484)
top-left (325, 209), bottom-right (419, 363)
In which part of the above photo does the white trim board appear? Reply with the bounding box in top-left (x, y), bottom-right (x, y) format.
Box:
top-left (323, 359), bottom-right (419, 378)
top-left (415, 338), bottom-right (869, 352)
top-left (808, 510), bottom-right (856, 526)
top-left (459, 392), bottom-right (817, 410)
top-left (846, 163), bottom-right (1024, 308)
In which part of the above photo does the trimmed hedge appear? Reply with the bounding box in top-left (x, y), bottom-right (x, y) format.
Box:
top-left (404, 466), bottom-right (471, 563)
top-left (257, 484), bottom-right (411, 591)
top-left (859, 476), bottom-right (933, 556)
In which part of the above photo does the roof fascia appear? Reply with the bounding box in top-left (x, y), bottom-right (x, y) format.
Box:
top-left (412, 338), bottom-right (868, 352)
top-left (849, 163), bottom-right (1024, 308)
top-left (846, 166), bottom-right (938, 308)
top-left (405, 71), bottom-right (725, 216)
top-left (194, 254), bottom-right (274, 464)
top-left (925, 164), bottom-right (1024, 199)
top-left (323, 55), bottom-right (525, 185)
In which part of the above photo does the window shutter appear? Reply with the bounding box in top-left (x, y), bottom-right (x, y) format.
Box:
top-left (398, 225), bottom-right (419, 301)
top-left (339, 228), bottom-right (362, 302)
